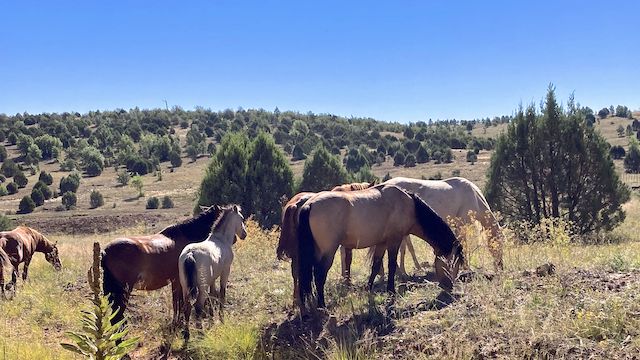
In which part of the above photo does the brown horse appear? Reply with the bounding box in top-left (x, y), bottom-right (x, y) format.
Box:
top-left (297, 184), bottom-right (463, 309)
top-left (101, 205), bottom-right (222, 326)
top-left (276, 182), bottom-right (373, 305)
top-left (0, 226), bottom-right (62, 298)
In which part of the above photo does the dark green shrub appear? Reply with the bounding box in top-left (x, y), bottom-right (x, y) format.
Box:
top-left (39, 171), bottom-right (54, 185)
top-left (14, 171), bottom-right (28, 188)
top-left (90, 190), bottom-right (104, 209)
top-left (6, 182), bottom-right (18, 194)
top-left (161, 196), bottom-right (174, 209)
top-left (146, 197), bottom-right (159, 209)
top-left (33, 181), bottom-right (53, 200)
top-left (62, 191), bottom-right (77, 210)
top-left (30, 188), bottom-right (44, 206)
top-left (18, 196), bottom-right (35, 214)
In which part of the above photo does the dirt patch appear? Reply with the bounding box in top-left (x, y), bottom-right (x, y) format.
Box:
top-left (15, 211), bottom-right (182, 234)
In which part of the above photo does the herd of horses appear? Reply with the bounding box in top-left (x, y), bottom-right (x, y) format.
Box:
top-left (0, 176), bottom-right (505, 342)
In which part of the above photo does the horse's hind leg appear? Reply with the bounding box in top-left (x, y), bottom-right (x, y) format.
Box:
top-left (386, 242), bottom-right (402, 294)
top-left (171, 280), bottom-right (183, 326)
top-left (314, 253), bottom-right (336, 309)
top-left (368, 246), bottom-right (386, 291)
top-left (182, 299), bottom-right (192, 340)
top-left (219, 270), bottom-right (230, 323)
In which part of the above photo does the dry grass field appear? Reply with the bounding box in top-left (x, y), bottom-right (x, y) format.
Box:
top-left (1, 115), bottom-right (639, 359)
top-left (1, 195), bottom-right (639, 359)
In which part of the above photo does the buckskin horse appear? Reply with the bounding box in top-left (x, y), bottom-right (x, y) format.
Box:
top-left (101, 205), bottom-right (222, 326)
top-left (297, 184), bottom-right (464, 309)
top-left (277, 182), bottom-right (373, 306)
top-left (0, 226), bottom-right (62, 298)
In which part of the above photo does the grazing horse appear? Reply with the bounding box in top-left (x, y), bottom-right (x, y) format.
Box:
top-left (101, 205), bottom-right (222, 327)
top-left (179, 205), bottom-right (247, 340)
top-left (276, 182), bottom-right (373, 306)
top-left (297, 184), bottom-right (464, 309)
top-left (378, 177), bottom-right (505, 271)
top-left (0, 226), bottom-right (62, 297)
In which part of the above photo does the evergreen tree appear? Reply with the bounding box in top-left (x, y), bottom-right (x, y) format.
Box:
top-left (14, 171), bottom-right (28, 188)
top-left (624, 140), bottom-right (640, 173)
top-left (247, 132), bottom-right (294, 229)
top-left (196, 133), bottom-right (250, 212)
top-left (30, 188), bottom-right (45, 206)
top-left (18, 196), bottom-right (35, 214)
top-left (298, 146), bottom-right (349, 192)
top-left (486, 87), bottom-right (630, 234)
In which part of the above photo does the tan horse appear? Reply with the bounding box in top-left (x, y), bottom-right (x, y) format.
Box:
top-left (378, 177), bottom-right (505, 272)
top-left (101, 205), bottom-right (222, 327)
top-left (297, 184), bottom-right (463, 309)
top-left (0, 226), bottom-right (62, 298)
top-left (276, 182), bottom-right (373, 306)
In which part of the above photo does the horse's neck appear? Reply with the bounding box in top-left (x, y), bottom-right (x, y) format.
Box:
top-left (207, 231), bottom-right (234, 248)
top-left (33, 234), bottom-right (53, 253)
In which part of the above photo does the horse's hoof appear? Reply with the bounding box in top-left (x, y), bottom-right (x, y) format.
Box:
top-left (182, 329), bottom-right (190, 341)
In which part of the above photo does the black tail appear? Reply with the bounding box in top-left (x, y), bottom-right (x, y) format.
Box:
top-left (297, 205), bottom-right (315, 305)
top-left (411, 193), bottom-right (464, 264)
top-left (101, 252), bottom-right (127, 325)
top-left (183, 254), bottom-right (199, 303)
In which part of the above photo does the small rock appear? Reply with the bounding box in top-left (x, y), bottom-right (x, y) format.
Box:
top-left (536, 263), bottom-right (556, 277)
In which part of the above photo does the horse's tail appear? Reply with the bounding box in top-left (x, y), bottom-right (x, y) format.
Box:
top-left (101, 251), bottom-right (127, 325)
top-left (411, 193), bottom-right (464, 264)
top-left (296, 205), bottom-right (315, 305)
top-left (277, 204), bottom-right (298, 260)
top-left (182, 253), bottom-right (199, 304)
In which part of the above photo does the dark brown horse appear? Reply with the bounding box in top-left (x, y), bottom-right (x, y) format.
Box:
top-left (0, 226), bottom-right (62, 298)
top-left (101, 205), bottom-right (222, 326)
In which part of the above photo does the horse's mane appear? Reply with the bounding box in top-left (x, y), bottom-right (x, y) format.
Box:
top-left (410, 192), bottom-right (464, 262)
top-left (160, 206), bottom-right (221, 241)
top-left (331, 182), bottom-right (374, 192)
top-left (210, 205), bottom-right (240, 233)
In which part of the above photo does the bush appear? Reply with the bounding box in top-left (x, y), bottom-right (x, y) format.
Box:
top-left (18, 196), bottom-right (36, 214)
top-left (85, 160), bottom-right (103, 177)
top-left (39, 171), bottom-right (54, 185)
top-left (126, 156), bottom-right (153, 175)
top-left (161, 196), bottom-right (174, 209)
top-left (393, 152), bottom-right (405, 166)
top-left (62, 191), bottom-right (77, 210)
top-left (0, 145), bottom-right (6, 162)
top-left (33, 181), bottom-right (53, 199)
top-left (90, 190), bottom-right (104, 209)
top-left (14, 171), bottom-right (28, 188)
top-left (1, 159), bottom-right (19, 177)
top-left (30, 188), bottom-right (45, 206)
top-left (116, 170), bottom-right (131, 186)
top-left (0, 174), bottom-right (5, 183)
top-left (6, 182), bottom-right (18, 194)
top-left (60, 173), bottom-right (81, 194)
top-left (0, 185), bottom-right (6, 196)
top-left (169, 151), bottom-right (182, 168)
top-left (0, 214), bottom-right (13, 231)
top-left (60, 158), bottom-right (78, 172)
top-left (146, 197), bottom-right (160, 209)
top-left (404, 153), bottom-right (417, 167)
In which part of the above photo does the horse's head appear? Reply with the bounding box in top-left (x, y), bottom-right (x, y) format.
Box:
top-left (232, 205), bottom-right (248, 242)
top-left (44, 243), bottom-right (62, 271)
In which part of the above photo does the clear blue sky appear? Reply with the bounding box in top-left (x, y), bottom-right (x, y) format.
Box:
top-left (1, 1), bottom-right (638, 123)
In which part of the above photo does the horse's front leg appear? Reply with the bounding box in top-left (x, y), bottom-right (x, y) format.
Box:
top-left (219, 270), bottom-right (230, 323)
top-left (22, 257), bottom-right (32, 282)
top-left (339, 246), bottom-right (353, 283)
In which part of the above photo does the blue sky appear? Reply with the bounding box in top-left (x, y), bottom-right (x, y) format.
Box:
top-left (1, 1), bottom-right (638, 123)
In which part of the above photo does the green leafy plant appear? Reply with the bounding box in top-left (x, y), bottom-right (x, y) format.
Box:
top-left (61, 242), bottom-right (139, 359)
